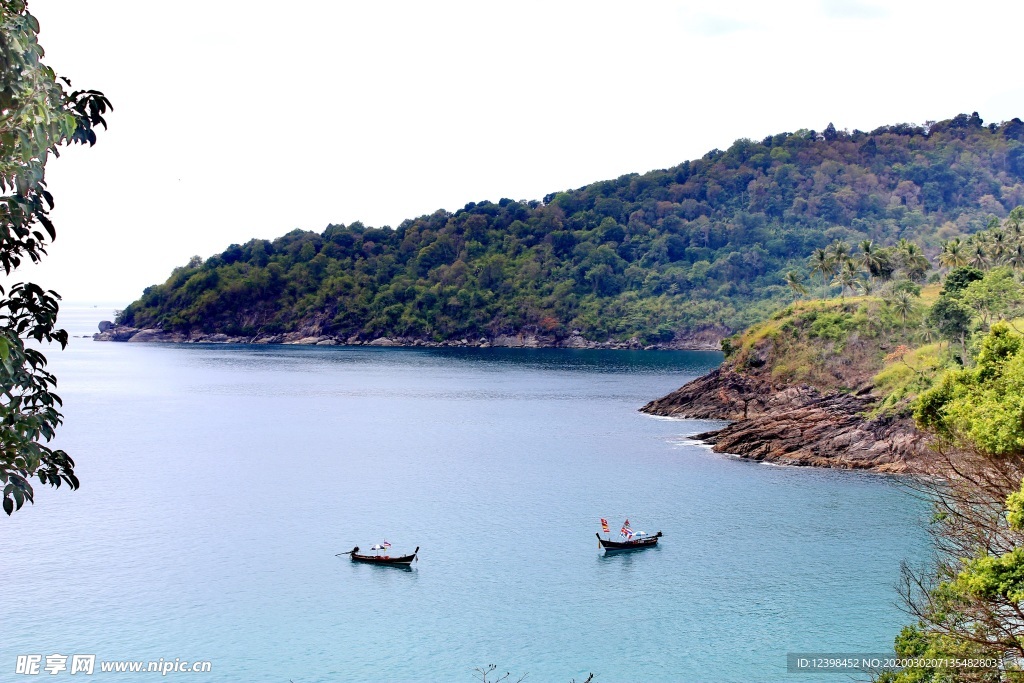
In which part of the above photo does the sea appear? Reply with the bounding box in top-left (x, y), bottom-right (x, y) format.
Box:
top-left (0, 306), bottom-right (932, 682)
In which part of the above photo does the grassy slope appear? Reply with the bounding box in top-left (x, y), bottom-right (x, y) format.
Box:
top-left (722, 287), bottom-right (953, 414)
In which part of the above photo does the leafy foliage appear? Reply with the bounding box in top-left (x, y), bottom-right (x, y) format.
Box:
top-left (879, 623), bottom-right (1008, 682)
top-left (883, 466), bottom-right (1024, 682)
top-left (914, 323), bottom-right (1024, 456)
top-left (892, 328), bottom-right (1024, 679)
top-left (120, 114), bottom-right (1024, 343)
top-left (0, 0), bottom-right (111, 514)
top-left (927, 294), bottom-right (972, 352)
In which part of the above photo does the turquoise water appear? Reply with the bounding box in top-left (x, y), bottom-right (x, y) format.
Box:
top-left (1, 308), bottom-right (931, 682)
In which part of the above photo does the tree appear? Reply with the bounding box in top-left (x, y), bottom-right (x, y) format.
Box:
top-left (887, 447), bottom-right (1024, 682)
top-left (969, 244), bottom-right (990, 270)
top-left (1008, 205), bottom-right (1024, 234)
top-left (887, 289), bottom-right (916, 334)
top-left (808, 248), bottom-right (833, 298)
top-left (0, 1), bottom-right (111, 514)
top-left (988, 229), bottom-right (1008, 264)
top-left (827, 239), bottom-right (851, 265)
top-left (888, 325), bottom-right (1024, 681)
top-left (855, 239), bottom-right (883, 282)
top-left (783, 270), bottom-right (807, 301)
top-left (1008, 244), bottom-right (1024, 271)
top-left (941, 266), bottom-right (984, 297)
top-left (939, 238), bottom-right (968, 269)
top-left (961, 267), bottom-right (1024, 329)
top-left (831, 259), bottom-right (861, 299)
top-left (898, 240), bottom-right (931, 281)
top-left (927, 295), bottom-right (972, 356)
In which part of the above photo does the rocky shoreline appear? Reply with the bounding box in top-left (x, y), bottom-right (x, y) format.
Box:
top-left (641, 367), bottom-right (927, 473)
top-left (91, 322), bottom-right (728, 351)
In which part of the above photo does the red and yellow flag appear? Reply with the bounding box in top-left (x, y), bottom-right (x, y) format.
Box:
top-left (600, 518), bottom-right (610, 533)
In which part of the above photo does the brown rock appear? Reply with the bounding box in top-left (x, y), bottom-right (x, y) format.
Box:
top-left (642, 369), bottom-right (928, 473)
top-left (641, 368), bottom-right (773, 420)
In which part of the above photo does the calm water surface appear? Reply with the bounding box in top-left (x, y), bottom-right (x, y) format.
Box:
top-left (0, 308), bottom-right (931, 682)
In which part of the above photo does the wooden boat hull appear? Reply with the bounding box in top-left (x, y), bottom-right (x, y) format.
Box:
top-left (596, 531), bottom-right (662, 551)
top-left (344, 546), bottom-right (419, 565)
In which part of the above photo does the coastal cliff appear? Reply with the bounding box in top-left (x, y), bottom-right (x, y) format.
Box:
top-left (641, 298), bottom-right (932, 473)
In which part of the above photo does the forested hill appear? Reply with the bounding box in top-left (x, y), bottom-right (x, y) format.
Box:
top-left (119, 113), bottom-right (1024, 346)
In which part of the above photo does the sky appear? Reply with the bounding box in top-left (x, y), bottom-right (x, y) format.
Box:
top-left (17, 0), bottom-right (1024, 304)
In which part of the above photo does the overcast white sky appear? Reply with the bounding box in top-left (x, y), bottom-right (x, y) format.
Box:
top-left (18, 0), bottom-right (1024, 304)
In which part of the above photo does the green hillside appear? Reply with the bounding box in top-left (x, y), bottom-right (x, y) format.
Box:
top-left (119, 113), bottom-right (1024, 344)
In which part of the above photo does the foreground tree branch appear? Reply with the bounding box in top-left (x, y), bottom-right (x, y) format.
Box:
top-left (0, 0), bottom-right (110, 514)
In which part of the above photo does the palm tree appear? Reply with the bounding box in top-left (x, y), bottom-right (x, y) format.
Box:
top-left (1008, 206), bottom-right (1024, 236)
top-left (1009, 220), bottom-right (1024, 243)
top-left (915, 319), bottom-right (939, 345)
top-left (808, 248), bottom-right (833, 298)
top-left (783, 271), bottom-right (808, 301)
top-left (1009, 244), bottom-right (1024, 271)
top-left (831, 260), bottom-right (861, 299)
top-left (856, 239), bottom-right (883, 281)
top-left (898, 241), bottom-right (930, 281)
top-left (939, 238), bottom-right (968, 268)
top-left (989, 229), bottom-right (1008, 264)
top-left (969, 244), bottom-right (990, 270)
top-left (827, 240), bottom-right (851, 265)
top-left (1006, 225), bottom-right (1024, 248)
top-left (888, 290), bottom-right (916, 335)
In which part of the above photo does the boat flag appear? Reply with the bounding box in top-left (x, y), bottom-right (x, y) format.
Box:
top-left (382, 540), bottom-right (391, 549)
top-left (620, 519), bottom-right (631, 536)
top-left (600, 519), bottom-right (610, 534)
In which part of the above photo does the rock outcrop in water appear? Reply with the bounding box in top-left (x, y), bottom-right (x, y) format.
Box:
top-left (642, 367), bottom-right (927, 472)
top-left (647, 366), bottom-right (929, 473)
top-left (641, 296), bottom-right (939, 473)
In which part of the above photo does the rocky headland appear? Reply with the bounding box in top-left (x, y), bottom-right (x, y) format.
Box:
top-left (641, 298), bottom-right (932, 473)
top-left (641, 367), bottom-right (926, 472)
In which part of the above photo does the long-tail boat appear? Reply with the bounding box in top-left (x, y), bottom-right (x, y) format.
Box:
top-left (339, 545), bottom-right (419, 565)
top-left (596, 531), bottom-right (662, 551)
